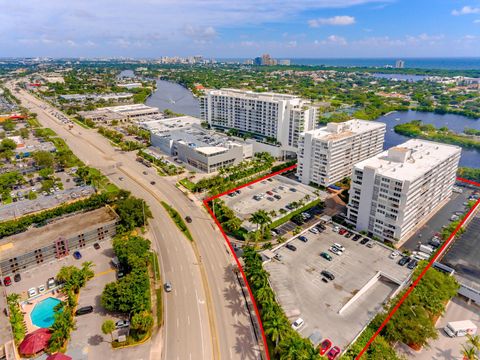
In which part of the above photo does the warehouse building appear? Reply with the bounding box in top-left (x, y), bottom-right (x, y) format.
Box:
top-left (78, 104), bottom-right (160, 124)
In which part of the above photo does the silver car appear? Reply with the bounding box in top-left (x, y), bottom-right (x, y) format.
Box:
top-left (164, 281), bottom-right (173, 292)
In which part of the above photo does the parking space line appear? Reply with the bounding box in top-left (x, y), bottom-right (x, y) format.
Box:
top-left (93, 269), bottom-right (115, 278)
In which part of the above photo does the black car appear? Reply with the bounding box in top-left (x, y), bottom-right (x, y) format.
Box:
top-left (398, 256), bottom-right (410, 266)
top-left (14, 273), bottom-right (21, 282)
top-left (407, 259), bottom-right (418, 269)
top-left (93, 243), bottom-right (100, 250)
top-left (185, 216), bottom-right (192, 223)
top-left (360, 238), bottom-right (370, 245)
top-left (345, 232), bottom-right (353, 238)
top-left (298, 236), bottom-right (308, 243)
top-left (286, 243), bottom-right (297, 251)
top-left (352, 234), bottom-right (361, 241)
top-left (150, 181), bottom-right (156, 185)
top-left (75, 306), bottom-right (94, 316)
top-left (317, 224), bottom-right (326, 230)
top-left (321, 270), bottom-right (335, 281)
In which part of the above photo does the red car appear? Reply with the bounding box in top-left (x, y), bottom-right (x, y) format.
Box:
top-left (339, 228), bottom-right (347, 235)
top-left (266, 191), bottom-right (273, 195)
top-left (327, 346), bottom-right (341, 360)
top-left (3, 277), bottom-right (12, 286)
top-left (319, 339), bottom-right (332, 355)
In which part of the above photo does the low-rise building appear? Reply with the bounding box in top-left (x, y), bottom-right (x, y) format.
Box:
top-left (347, 139), bottom-right (461, 244)
top-left (0, 207), bottom-right (118, 276)
top-left (59, 93), bottom-right (133, 102)
top-left (149, 116), bottom-right (253, 173)
top-left (297, 120), bottom-right (386, 186)
top-left (78, 103), bottom-right (160, 124)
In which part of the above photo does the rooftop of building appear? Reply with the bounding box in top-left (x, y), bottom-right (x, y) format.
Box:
top-left (354, 139), bottom-right (461, 182)
top-left (206, 88), bottom-right (304, 102)
top-left (303, 119), bottom-right (386, 142)
top-left (101, 103), bottom-right (159, 114)
top-left (0, 207), bottom-right (117, 261)
top-left (137, 115), bottom-right (200, 133)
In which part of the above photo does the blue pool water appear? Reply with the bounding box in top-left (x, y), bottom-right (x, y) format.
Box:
top-left (30, 297), bottom-right (62, 328)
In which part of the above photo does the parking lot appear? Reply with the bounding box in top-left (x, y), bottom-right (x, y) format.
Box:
top-left (265, 224), bottom-right (413, 350)
top-left (397, 296), bottom-right (480, 360)
top-left (223, 175), bottom-right (326, 231)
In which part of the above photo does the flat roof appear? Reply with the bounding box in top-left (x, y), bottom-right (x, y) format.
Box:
top-left (441, 211), bottom-right (480, 291)
top-left (354, 139), bottom-right (461, 182)
top-left (139, 115), bottom-right (201, 133)
top-left (206, 88), bottom-right (306, 102)
top-left (0, 207), bottom-right (117, 260)
top-left (195, 146), bottom-right (228, 156)
top-left (101, 103), bottom-right (159, 114)
top-left (303, 119), bottom-right (386, 142)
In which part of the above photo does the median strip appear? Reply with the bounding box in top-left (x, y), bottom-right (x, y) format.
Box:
top-left (160, 201), bottom-right (193, 241)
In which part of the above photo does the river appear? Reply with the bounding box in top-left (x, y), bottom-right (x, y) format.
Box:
top-left (146, 80), bottom-right (200, 117)
top-left (145, 80), bottom-right (479, 168)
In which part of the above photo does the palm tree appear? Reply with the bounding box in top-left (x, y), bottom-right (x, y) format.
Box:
top-left (224, 217), bottom-right (243, 233)
top-left (131, 311), bottom-right (154, 334)
top-left (467, 334), bottom-right (480, 351)
top-left (264, 317), bottom-right (289, 347)
top-left (249, 210), bottom-right (272, 238)
top-left (102, 319), bottom-right (115, 342)
top-left (461, 345), bottom-right (478, 360)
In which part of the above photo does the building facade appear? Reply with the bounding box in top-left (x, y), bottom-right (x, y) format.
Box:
top-left (297, 120), bottom-right (386, 186)
top-left (347, 139), bottom-right (461, 244)
top-left (200, 88), bottom-right (316, 156)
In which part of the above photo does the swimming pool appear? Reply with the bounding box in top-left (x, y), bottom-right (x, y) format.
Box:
top-left (30, 297), bottom-right (62, 328)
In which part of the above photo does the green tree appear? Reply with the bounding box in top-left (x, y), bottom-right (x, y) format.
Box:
top-left (249, 210), bottom-right (271, 238)
top-left (33, 150), bottom-right (54, 167)
top-left (466, 334), bottom-right (480, 351)
top-left (461, 345), bottom-right (478, 360)
top-left (38, 167), bottom-right (54, 179)
top-left (101, 319), bottom-right (115, 342)
top-left (2, 120), bottom-right (15, 132)
top-left (223, 217), bottom-right (243, 233)
top-left (0, 138), bottom-right (17, 151)
top-left (131, 311), bottom-right (154, 334)
top-left (115, 196), bottom-right (152, 232)
top-left (19, 128), bottom-right (29, 139)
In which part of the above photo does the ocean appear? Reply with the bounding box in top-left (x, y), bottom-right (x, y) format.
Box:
top-left (218, 58), bottom-right (480, 70)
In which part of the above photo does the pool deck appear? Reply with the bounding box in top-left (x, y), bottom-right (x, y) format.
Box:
top-left (20, 289), bottom-right (66, 334)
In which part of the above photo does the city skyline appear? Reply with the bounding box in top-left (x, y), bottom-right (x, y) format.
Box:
top-left (2, 0), bottom-right (480, 58)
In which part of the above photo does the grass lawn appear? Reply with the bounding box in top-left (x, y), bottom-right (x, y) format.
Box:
top-left (270, 199), bottom-right (322, 229)
top-left (160, 201), bottom-right (193, 241)
top-left (71, 117), bottom-right (90, 129)
top-left (179, 178), bottom-right (196, 191)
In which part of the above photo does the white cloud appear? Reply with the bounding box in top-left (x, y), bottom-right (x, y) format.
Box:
top-left (240, 41), bottom-right (258, 47)
top-left (308, 15), bottom-right (356, 27)
top-left (183, 25), bottom-right (217, 40)
top-left (474, 19), bottom-right (480, 23)
top-left (286, 40), bottom-right (298, 48)
top-left (452, 6), bottom-right (480, 16)
top-left (314, 35), bottom-right (348, 45)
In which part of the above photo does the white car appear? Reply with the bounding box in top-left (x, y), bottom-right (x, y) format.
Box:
top-left (389, 251), bottom-right (400, 259)
top-left (329, 246), bottom-right (342, 256)
top-left (38, 284), bottom-right (46, 293)
top-left (291, 318), bottom-right (305, 331)
top-left (332, 226), bottom-right (340, 233)
top-left (332, 243), bottom-right (345, 252)
top-left (28, 288), bottom-right (37, 298)
top-left (309, 227), bottom-right (319, 234)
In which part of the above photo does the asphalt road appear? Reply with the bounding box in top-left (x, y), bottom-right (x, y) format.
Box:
top-left (10, 85), bottom-right (260, 360)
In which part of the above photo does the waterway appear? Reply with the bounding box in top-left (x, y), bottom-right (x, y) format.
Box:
top-left (377, 110), bottom-right (480, 168)
top-left (145, 80), bottom-right (480, 168)
top-left (146, 80), bottom-right (200, 117)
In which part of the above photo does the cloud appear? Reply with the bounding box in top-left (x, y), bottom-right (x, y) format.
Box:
top-left (314, 35), bottom-right (348, 45)
top-left (308, 15), bottom-right (356, 27)
top-left (286, 40), bottom-right (298, 48)
top-left (474, 19), bottom-right (480, 23)
top-left (183, 25), bottom-right (217, 40)
top-left (240, 41), bottom-right (259, 47)
top-left (452, 6), bottom-right (480, 15)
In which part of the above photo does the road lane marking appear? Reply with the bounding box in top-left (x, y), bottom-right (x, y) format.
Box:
top-left (93, 269), bottom-right (114, 278)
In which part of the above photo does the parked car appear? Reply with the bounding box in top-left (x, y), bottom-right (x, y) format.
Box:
top-left (286, 244), bottom-right (297, 251)
top-left (115, 320), bottom-right (130, 329)
top-left (319, 339), bottom-right (332, 355)
top-left (73, 251), bottom-right (82, 260)
top-left (75, 306), bottom-right (94, 316)
top-left (398, 256), bottom-right (410, 266)
top-left (266, 191), bottom-right (273, 195)
top-left (407, 259), bottom-right (418, 269)
top-left (47, 278), bottom-right (55, 288)
top-left (329, 247), bottom-right (342, 256)
top-left (321, 270), bottom-right (335, 281)
top-left (273, 194), bottom-right (281, 200)
top-left (332, 243), bottom-right (345, 252)
top-left (360, 238), bottom-right (370, 245)
top-left (345, 232), bottom-right (353, 238)
top-left (28, 288), bottom-right (37, 298)
top-left (366, 241), bottom-right (375, 248)
top-left (14, 273), bottom-right (21, 282)
top-left (338, 228), bottom-right (347, 235)
top-left (274, 253), bottom-right (282, 261)
top-left (164, 281), bottom-right (173, 292)
top-left (3, 277), bottom-right (11, 286)
top-left (116, 271), bottom-right (125, 280)
top-left (320, 252), bottom-right (332, 261)
top-left (150, 181), bottom-right (156, 185)
top-left (185, 216), bottom-right (192, 223)
top-left (352, 234), bottom-right (362, 241)
top-left (93, 242), bottom-right (100, 250)
top-left (389, 251), bottom-right (400, 259)
top-left (298, 236), bottom-right (308, 243)
top-left (332, 226), bottom-right (340, 233)
top-left (327, 346), bottom-right (341, 360)
top-left (309, 227), bottom-right (319, 234)
top-left (38, 284), bottom-right (46, 293)
top-left (291, 318), bottom-right (305, 330)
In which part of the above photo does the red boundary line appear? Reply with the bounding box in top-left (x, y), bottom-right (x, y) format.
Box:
top-left (202, 166), bottom-right (480, 360)
top-left (203, 164), bottom-right (297, 360)
top-left (356, 177), bottom-right (480, 359)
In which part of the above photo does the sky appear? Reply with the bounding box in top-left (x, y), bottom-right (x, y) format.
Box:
top-left (1, 0), bottom-right (480, 58)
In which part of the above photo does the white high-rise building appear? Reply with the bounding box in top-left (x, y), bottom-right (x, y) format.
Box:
top-left (395, 59), bottom-right (405, 68)
top-left (297, 120), bottom-right (386, 186)
top-left (347, 139), bottom-right (461, 244)
top-left (200, 89), bottom-right (317, 155)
